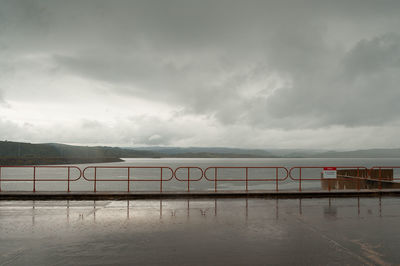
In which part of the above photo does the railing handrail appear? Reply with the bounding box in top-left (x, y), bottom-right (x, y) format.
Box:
top-left (289, 166), bottom-right (368, 180)
top-left (174, 166), bottom-right (204, 192)
top-left (82, 166), bottom-right (174, 181)
top-left (204, 166), bottom-right (289, 181)
top-left (0, 165), bottom-right (82, 181)
top-left (82, 166), bottom-right (175, 192)
top-left (2, 165), bottom-right (400, 193)
top-left (0, 165), bottom-right (82, 192)
top-left (371, 166), bottom-right (400, 169)
top-left (174, 166), bottom-right (204, 181)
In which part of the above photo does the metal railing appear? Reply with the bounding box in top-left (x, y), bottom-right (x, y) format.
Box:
top-left (1, 165), bottom-right (400, 192)
top-left (369, 166), bottom-right (400, 189)
top-left (82, 166), bottom-right (174, 192)
top-left (174, 167), bottom-right (204, 192)
top-left (204, 166), bottom-right (289, 192)
top-left (0, 165), bottom-right (82, 192)
top-left (288, 166), bottom-right (369, 191)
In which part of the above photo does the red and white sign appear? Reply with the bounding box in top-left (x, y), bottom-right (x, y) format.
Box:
top-left (323, 167), bottom-right (337, 179)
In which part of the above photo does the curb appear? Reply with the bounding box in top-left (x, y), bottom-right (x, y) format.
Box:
top-left (2, 190), bottom-right (400, 200)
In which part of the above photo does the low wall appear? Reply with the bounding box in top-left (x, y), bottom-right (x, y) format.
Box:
top-left (337, 169), bottom-right (393, 181)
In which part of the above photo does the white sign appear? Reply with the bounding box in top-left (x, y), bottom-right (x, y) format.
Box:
top-left (323, 167), bottom-right (337, 179)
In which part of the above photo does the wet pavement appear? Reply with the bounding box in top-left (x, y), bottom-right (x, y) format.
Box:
top-left (1, 197), bottom-right (400, 265)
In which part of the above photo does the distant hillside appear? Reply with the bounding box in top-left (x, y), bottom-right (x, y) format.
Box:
top-left (2, 141), bottom-right (400, 166)
top-left (0, 141), bottom-right (160, 165)
top-left (131, 147), bottom-right (277, 157)
top-left (0, 142), bottom-right (279, 166)
top-left (315, 148), bottom-right (400, 158)
top-left (0, 141), bottom-right (160, 158)
top-left (0, 157), bottom-right (124, 166)
top-left (132, 146), bottom-right (400, 158)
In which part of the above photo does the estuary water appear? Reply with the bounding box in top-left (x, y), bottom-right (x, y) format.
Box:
top-left (2, 157), bottom-right (400, 192)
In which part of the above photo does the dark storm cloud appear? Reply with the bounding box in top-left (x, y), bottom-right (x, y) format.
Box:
top-left (343, 33), bottom-right (400, 77)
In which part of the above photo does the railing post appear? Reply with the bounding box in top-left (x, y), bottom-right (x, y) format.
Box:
top-left (299, 168), bottom-right (302, 192)
top-left (245, 167), bottom-right (248, 192)
top-left (379, 167), bottom-right (382, 190)
top-left (357, 168), bottom-right (360, 190)
top-left (160, 168), bottom-right (163, 193)
top-left (94, 167), bottom-right (97, 192)
top-left (127, 168), bottom-right (130, 192)
top-left (328, 170), bottom-right (331, 191)
top-left (187, 168), bottom-right (190, 192)
top-left (214, 168), bottom-right (217, 192)
top-left (276, 168), bottom-right (279, 192)
top-left (33, 166), bottom-right (36, 192)
top-left (67, 167), bottom-right (70, 192)
top-left (0, 166), bottom-right (2, 192)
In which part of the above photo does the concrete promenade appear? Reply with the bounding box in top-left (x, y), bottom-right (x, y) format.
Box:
top-left (1, 197), bottom-right (400, 265)
top-left (2, 189), bottom-right (400, 200)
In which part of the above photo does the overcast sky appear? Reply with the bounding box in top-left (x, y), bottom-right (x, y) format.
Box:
top-left (1, 0), bottom-right (400, 150)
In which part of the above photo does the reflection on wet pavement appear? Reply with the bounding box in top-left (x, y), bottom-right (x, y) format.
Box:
top-left (1, 197), bottom-right (400, 265)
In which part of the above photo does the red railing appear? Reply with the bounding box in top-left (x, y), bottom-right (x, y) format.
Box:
top-left (2, 165), bottom-right (400, 192)
top-left (174, 167), bottom-right (204, 192)
top-left (289, 166), bottom-right (368, 191)
top-left (370, 167), bottom-right (400, 180)
top-left (370, 166), bottom-right (400, 189)
top-left (82, 166), bottom-right (174, 192)
top-left (204, 166), bottom-right (289, 192)
top-left (0, 165), bottom-right (82, 192)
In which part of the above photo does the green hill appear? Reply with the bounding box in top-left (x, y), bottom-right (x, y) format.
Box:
top-left (0, 141), bottom-right (159, 165)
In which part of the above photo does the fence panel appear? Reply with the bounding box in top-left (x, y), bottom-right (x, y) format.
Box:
top-left (204, 166), bottom-right (289, 192)
top-left (82, 166), bottom-right (174, 192)
top-left (0, 166), bottom-right (82, 192)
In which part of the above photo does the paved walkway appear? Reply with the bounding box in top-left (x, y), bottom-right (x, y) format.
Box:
top-left (2, 189), bottom-right (400, 200)
top-left (1, 197), bottom-right (400, 265)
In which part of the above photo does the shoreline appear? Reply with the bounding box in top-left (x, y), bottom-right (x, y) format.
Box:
top-left (0, 157), bottom-right (124, 166)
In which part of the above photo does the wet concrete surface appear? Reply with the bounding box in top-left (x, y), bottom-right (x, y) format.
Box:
top-left (2, 189), bottom-right (400, 200)
top-left (1, 197), bottom-right (400, 265)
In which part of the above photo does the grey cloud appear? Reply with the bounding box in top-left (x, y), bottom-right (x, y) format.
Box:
top-left (53, 29), bottom-right (400, 129)
top-left (43, 1), bottom-right (400, 130)
top-left (2, 0), bottom-right (400, 148)
top-left (343, 33), bottom-right (400, 78)
top-left (237, 32), bottom-right (400, 129)
top-left (0, 115), bottom-right (193, 146)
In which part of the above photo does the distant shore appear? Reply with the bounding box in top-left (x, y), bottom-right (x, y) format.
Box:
top-left (0, 157), bottom-right (124, 166)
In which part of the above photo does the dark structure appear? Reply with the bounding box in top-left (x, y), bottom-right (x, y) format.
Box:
top-left (321, 169), bottom-right (400, 190)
